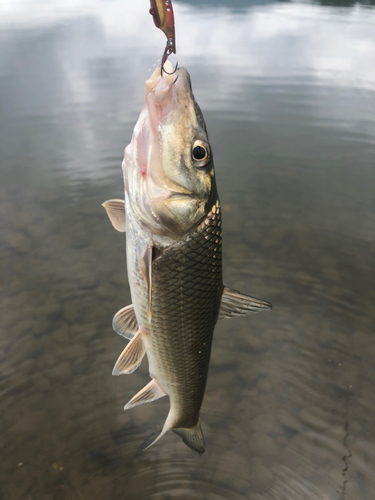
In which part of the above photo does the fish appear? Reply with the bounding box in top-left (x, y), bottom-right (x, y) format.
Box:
top-left (102, 60), bottom-right (271, 455)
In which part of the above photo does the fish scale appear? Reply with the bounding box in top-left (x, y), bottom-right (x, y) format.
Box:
top-left (150, 202), bottom-right (222, 427)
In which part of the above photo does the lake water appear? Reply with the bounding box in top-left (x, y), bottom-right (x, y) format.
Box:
top-left (1, 0), bottom-right (375, 498)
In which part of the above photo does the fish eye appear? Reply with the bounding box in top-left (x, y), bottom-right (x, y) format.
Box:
top-left (193, 145), bottom-right (206, 160)
top-left (192, 140), bottom-right (210, 167)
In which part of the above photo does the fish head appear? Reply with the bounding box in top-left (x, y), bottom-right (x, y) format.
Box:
top-left (123, 62), bottom-right (216, 239)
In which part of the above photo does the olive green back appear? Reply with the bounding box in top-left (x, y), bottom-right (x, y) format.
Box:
top-left (150, 201), bottom-right (223, 427)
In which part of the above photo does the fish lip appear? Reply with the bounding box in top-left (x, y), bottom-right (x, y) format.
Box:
top-left (145, 66), bottom-right (190, 101)
top-left (167, 192), bottom-right (205, 204)
top-left (168, 191), bottom-right (194, 198)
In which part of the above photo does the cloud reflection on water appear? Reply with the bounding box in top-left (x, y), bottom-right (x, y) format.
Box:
top-left (1, 0), bottom-right (375, 90)
top-left (1, 0), bottom-right (374, 180)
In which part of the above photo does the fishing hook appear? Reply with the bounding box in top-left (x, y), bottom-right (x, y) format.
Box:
top-left (161, 39), bottom-right (178, 76)
top-left (149, 0), bottom-right (177, 76)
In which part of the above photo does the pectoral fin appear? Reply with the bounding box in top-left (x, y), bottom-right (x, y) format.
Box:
top-left (112, 330), bottom-right (145, 375)
top-left (140, 245), bottom-right (153, 323)
top-left (102, 199), bottom-right (126, 232)
top-left (219, 287), bottom-right (272, 320)
top-left (124, 379), bottom-right (166, 410)
top-left (112, 304), bottom-right (138, 340)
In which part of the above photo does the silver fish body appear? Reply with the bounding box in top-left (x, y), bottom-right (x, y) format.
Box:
top-left (103, 62), bottom-right (271, 454)
top-left (147, 202), bottom-right (222, 438)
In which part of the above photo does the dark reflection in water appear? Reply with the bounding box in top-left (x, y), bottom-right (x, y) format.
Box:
top-left (1, 0), bottom-right (375, 499)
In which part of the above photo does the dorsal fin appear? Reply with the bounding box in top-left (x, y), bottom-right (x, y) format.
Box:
top-left (102, 199), bottom-right (126, 232)
top-left (112, 304), bottom-right (138, 340)
top-left (112, 330), bottom-right (145, 375)
top-left (219, 287), bottom-right (272, 320)
top-left (124, 379), bottom-right (166, 410)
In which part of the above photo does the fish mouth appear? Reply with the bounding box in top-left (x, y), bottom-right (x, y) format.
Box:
top-left (141, 62), bottom-right (199, 196)
top-left (144, 62), bottom-right (190, 110)
top-left (127, 63), bottom-right (210, 238)
top-left (168, 191), bottom-right (195, 200)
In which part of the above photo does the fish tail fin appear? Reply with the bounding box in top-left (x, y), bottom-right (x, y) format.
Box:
top-left (137, 410), bottom-right (174, 454)
top-left (137, 412), bottom-right (205, 456)
top-left (173, 420), bottom-right (205, 455)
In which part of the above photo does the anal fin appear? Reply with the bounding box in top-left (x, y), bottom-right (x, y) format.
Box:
top-left (219, 287), bottom-right (272, 320)
top-left (102, 199), bottom-right (126, 232)
top-left (113, 304), bottom-right (138, 340)
top-left (112, 330), bottom-right (145, 375)
top-left (124, 379), bottom-right (166, 410)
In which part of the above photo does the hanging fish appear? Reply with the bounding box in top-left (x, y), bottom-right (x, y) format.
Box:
top-left (102, 60), bottom-right (272, 455)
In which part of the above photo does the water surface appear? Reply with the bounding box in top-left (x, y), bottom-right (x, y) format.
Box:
top-left (1, 0), bottom-right (375, 498)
